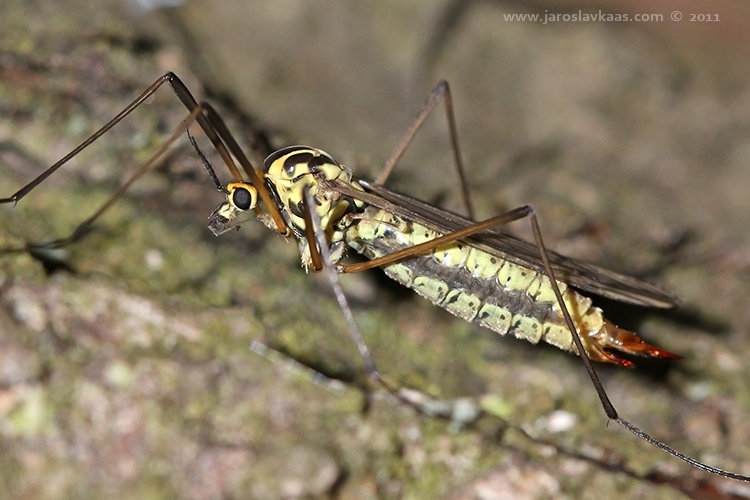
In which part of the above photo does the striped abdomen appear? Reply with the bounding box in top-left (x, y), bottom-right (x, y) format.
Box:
top-left (343, 206), bottom-right (674, 365)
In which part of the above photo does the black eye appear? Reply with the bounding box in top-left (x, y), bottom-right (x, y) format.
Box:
top-left (232, 187), bottom-right (252, 210)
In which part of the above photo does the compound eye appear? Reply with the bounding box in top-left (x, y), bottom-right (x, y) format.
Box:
top-left (232, 187), bottom-right (253, 210)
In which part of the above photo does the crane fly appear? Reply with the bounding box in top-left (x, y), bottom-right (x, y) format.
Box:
top-left (1, 72), bottom-right (748, 483)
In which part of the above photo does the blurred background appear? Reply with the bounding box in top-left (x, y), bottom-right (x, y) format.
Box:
top-left (2, 0), bottom-right (750, 498)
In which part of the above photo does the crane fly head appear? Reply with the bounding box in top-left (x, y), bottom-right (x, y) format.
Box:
top-left (206, 145), bottom-right (352, 238)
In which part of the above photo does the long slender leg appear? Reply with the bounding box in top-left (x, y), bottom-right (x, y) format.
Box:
top-left (341, 206), bottom-right (532, 273)
top-left (1, 74), bottom-right (226, 204)
top-left (325, 184), bottom-right (750, 480)
top-left (1, 72), bottom-right (289, 237)
top-left (305, 181), bottom-right (531, 275)
top-left (303, 186), bottom-right (444, 411)
top-left (302, 187), bottom-right (510, 421)
top-left (374, 81), bottom-right (475, 220)
top-left (528, 213), bottom-right (750, 481)
top-left (1, 73), bottom-right (293, 254)
top-left (302, 187), bottom-right (381, 382)
top-left (0, 106), bottom-right (204, 254)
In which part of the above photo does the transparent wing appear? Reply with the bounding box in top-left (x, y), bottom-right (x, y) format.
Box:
top-left (334, 179), bottom-right (678, 309)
